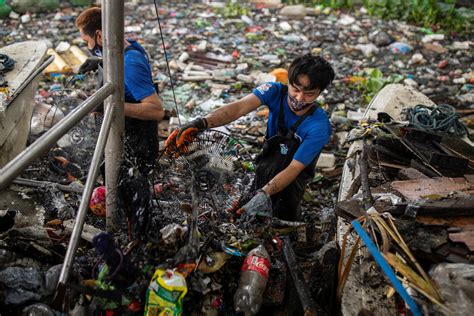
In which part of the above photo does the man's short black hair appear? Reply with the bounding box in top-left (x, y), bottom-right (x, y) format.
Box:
top-left (288, 54), bottom-right (335, 92)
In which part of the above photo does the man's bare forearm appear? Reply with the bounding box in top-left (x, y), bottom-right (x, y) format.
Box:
top-left (261, 160), bottom-right (306, 195)
top-left (205, 102), bottom-right (241, 128)
top-left (124, 102), bottom-right (164, 121)
top-left (205, 94), bottom-right (261, 128)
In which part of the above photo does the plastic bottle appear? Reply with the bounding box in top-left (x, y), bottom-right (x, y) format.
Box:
top-left (234, 245), bottom-right (271, 315)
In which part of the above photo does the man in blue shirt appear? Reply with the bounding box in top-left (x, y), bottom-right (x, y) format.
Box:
top-left (167, 54), bottom-right (335, 221)
top-left (76, 7), bottom-right (164, 175)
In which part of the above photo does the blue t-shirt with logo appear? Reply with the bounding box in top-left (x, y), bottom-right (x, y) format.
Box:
top-left (124, 39), bottom-right (155, 103)
top-left (252, 82), bottom-right (331, 167)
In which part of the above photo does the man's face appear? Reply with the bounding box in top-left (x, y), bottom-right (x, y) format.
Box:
top-left (80, 28), bottom-right (102, 50)
top-left (287, 74), bottom-right (320, 113)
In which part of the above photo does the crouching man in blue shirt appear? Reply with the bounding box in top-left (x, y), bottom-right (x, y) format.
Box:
top-left (167, 54), bottom-right (335, 221)
top-left (76, 7), bottom-right (164, 175)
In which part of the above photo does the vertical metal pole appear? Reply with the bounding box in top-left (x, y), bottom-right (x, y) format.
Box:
top-left (103, 0), bottom-right (124, 232)
top-left (56, 103), bottom-right (115, 299)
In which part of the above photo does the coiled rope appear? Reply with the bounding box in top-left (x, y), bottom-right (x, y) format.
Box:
top-left (406, 104), bottom-right (468, 137)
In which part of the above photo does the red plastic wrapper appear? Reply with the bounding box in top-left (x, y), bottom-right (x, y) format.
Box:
top-left (89, 186), bottom-right (106, 217)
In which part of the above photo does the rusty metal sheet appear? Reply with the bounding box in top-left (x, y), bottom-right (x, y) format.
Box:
top-left (390, 177), bottom-right (474, 201)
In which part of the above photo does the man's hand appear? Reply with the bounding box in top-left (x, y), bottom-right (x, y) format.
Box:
top-left (237, 190), bottom-right (272, 221)
top-left (165, 117), bottom-right (207, 150)
top-left (78, 56), bottom-right (102, 74)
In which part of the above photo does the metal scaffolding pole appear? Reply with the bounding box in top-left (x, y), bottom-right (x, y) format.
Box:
top-left (55, 104), bottom-right (116, 303)
top-left (103, 0), bottom-right (124, 232)
top-left (0, 83), bottom-right (114, 190)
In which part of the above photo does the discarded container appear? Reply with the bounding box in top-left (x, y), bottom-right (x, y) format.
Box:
top-left (316, 152), bottom-right (336, 169)
top-left (234, 245), bottom-right (270, 315)
top-left (198, 252), bottom-right (229, 273)
top-left (44, 48), bottom-right (72, 74)
top-left (270, 68), bottom-right (288, 83)
top-left (279, 5), bottom-right (306, 18)
top-left (20, 13), bottom-right (30, 23)
top-left (279, 21), bottom-right (292, 32)
top-left (255, 73), bottom-right (276, 85)
top-left (388, 42), bottom-right (412, 54)
top-left (89, 186), bottom-right (106, 217)
top-left (421, 34), bottom-right (444, 43)
top-left (160, 223), bottom-right (186, 246)
top-left (409, 53), bottom-right (424, 65)
top-left (145, 269), bottom-right (188, 316)
top-left (355, 43), bottom-right (379, 57)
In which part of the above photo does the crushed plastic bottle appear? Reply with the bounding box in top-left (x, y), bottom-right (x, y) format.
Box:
top-left (234, 245), bottom-right (270, 315)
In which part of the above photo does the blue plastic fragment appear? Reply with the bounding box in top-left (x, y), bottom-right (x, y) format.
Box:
top-left (351, 220), bottom-right (422, 316)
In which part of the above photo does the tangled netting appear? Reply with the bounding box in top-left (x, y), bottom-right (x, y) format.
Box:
top-left (148, 129), bottom-right (256, 240)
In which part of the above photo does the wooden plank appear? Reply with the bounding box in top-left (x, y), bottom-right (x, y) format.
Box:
top-left (397, 168), bottom-right (430, 180)
top-left (390, 177), bottom-right (474, 201)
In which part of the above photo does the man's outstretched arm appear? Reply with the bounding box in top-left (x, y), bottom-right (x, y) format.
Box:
top-left (205, 94), bottom-right (261, 128)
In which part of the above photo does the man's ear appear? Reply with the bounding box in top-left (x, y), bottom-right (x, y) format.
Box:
top-left (96, 30), bottom-right (103, 46)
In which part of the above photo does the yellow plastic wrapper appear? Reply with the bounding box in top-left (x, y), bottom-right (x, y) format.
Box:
top-left (144, 269), bottom-right (188, 316)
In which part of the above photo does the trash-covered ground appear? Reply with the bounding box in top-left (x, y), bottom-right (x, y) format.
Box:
top-left (0, 1), bottom-right (473, 315)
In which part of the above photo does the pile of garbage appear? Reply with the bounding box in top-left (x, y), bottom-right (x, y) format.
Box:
top-left (336, 84), bottom-right (474, 315)
top-left (0, 1), bottom-right (473, 315)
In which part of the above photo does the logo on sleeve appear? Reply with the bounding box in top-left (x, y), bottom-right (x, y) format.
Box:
top-left (256, 83), bottom-right (272, 95)
top-left (280, 143), bottom-right (288, 155)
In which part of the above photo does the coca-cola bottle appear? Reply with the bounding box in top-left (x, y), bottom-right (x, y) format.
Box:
top-left (234, 245), bottom-right (271, 315)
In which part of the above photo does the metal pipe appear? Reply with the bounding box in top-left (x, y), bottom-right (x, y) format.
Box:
top-left (57, 103), bottom-right (116, 290)
top-left (0, 83), bottom-right (114, 190)
top-left (103, 0), bottom-right (124, 232)
top-left (7, 55), bottom-right (55, 109)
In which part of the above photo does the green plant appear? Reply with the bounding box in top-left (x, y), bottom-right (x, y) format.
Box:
top-left (361, 0), bottom-right (470, 33)
top-left (284, 0), bottom-right (353, 9)
top-left (220, 1), bottom-right (250, 18)
top-left (353, 68), bottom-right (403, 104)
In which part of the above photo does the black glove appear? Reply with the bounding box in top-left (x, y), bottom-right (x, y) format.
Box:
top-left (78, 56), bottom-right (102, 74)
top-left (238, 190), bottom-right (272, 221)
top-left (165, 117), bottom-right (208, 149)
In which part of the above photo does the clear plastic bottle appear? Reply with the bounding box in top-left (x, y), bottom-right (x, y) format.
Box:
top-left (234, 245), bottom-right (271, 315)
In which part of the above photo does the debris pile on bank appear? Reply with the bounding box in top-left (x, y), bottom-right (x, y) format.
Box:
top-left (336, 84), bottom-right (474, 315)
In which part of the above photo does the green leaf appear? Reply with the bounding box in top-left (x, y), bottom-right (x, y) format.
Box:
top-left (366, 78), bottom-right (384, 93)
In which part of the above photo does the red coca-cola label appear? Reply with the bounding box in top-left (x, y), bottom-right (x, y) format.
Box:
top-left (241, 255), bottom-right (270, 279)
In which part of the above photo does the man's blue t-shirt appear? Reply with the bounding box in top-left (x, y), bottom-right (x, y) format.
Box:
top-left (124, 39), bottom-right (155, 103)
top-left (252, 82), bottom-right (331, 167)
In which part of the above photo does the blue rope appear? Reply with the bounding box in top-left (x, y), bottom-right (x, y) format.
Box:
top-left (352, 220), bottom-right (422, 316)
top-left (406, 104), bottom-right (467, 137)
